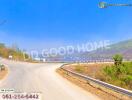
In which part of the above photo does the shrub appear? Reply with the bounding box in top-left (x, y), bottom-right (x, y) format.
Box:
top-left (103, 65), bottom-right (117, 79)
top-left (113, 54), bottom-right (123, 66)
top-left (103, 60), bottom-right (132, 90)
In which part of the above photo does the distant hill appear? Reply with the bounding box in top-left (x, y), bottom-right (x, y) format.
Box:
top-left (0, 43), bottom-right (29, 61)
top-left (81, 39), bottom-right (132, 60)
top-left (37, 39), bottom-right (132, 62)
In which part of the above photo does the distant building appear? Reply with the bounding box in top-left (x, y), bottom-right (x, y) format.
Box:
top-left (9, 55), bottom-right (13, 59)
top-left (34, 57), bottom-right (41, 61)
top-left (42, 58), bottom-right (46, 62)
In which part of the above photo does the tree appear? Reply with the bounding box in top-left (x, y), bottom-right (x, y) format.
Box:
top-left (0, 43), bottom-right (5, 48)
top-left (113, 54), bottom-right (123, 66)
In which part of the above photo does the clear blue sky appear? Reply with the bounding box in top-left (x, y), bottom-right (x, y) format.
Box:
top-left (0, 0), bottom-right (132, 51)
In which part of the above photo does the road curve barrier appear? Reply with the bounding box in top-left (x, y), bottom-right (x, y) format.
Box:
top-left (60, 63), bottom-right (132, 100)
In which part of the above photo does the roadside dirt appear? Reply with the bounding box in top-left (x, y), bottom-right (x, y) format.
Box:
top-left (0, 67), bottom-right (8, 80)
top-left (57, 68), bottom-right (121, 100)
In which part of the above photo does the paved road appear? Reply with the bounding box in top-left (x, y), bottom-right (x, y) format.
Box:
top-left (0, 59), bottom-right (101, 100)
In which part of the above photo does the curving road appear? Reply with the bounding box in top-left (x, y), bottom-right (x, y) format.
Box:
top-left (0, 59), bottom-right (101, 100)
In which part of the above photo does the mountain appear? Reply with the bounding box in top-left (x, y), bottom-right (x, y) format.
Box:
top-left (38, 39), bottom-right (132, 62)
top-left (81, 39), bottom-right (132, 60)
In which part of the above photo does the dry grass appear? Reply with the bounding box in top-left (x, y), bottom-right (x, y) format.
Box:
top-left (64, 63), bottom-right (113, 79)
top-left (60, 63), bottom-right (132, 99)
top-left (57, 68), bottom-right (121, 100)
top-left (69, 63), bottom-right (132, 90)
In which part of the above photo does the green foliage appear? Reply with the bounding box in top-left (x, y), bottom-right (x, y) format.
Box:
top-left (103, 65), bottom-right (117, 79)
top-left (113, 54), bottom-right (123, 66)
top-left (0, 43), bottom-right (30, 61)
top-left (103, 61), bottom-right (132, 90)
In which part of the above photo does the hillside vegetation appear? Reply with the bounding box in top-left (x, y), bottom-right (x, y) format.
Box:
top-left (72, 54), bottom-right (132, 90)
top-left (0, 43), bottom-right (29, 61)
top-left (81, 39), bottom-right (132, 60)
top-left (101, 54), bottom-right (132, 90)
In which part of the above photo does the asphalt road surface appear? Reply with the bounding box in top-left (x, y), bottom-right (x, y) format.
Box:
top-left (0, 59), bottom-right (101, 100)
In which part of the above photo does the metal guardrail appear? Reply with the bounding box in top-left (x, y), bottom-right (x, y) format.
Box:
top-left (60, 64), bottom-right (132, 98)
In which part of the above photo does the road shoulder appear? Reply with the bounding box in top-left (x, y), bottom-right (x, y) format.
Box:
top-left (57, 68), bottom-right (121, 100)
top-left (0, 66), bottom-right (8, 80)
